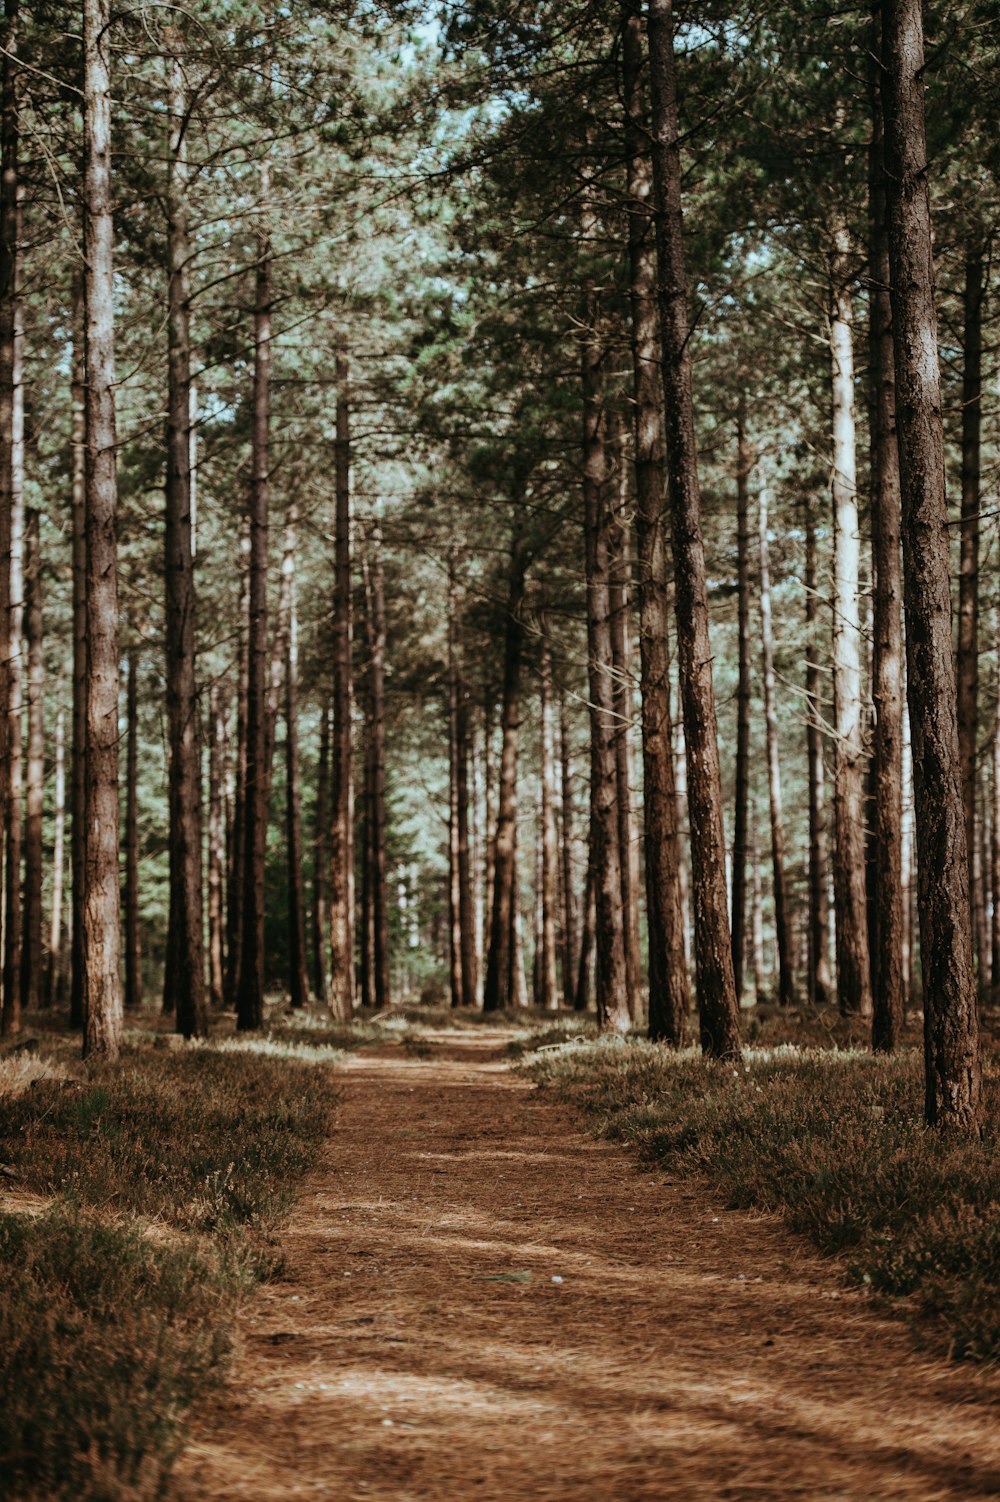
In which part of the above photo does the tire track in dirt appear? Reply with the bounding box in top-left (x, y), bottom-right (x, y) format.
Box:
top-left (175, 1028), bottom-right (1000, 1501)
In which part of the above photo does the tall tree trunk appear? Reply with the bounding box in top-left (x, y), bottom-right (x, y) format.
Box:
top-left (881, 0), bottom-right (982, 1131)
top-left (82, 0), bottom-right (123, 1058)
top-left (0, 0), bottom-right (13, 1030)
top-left (829, 220), bottom-right (872, 1019)
top-left (457, 684), bottom-right (477, 1007)
top-left (312, 699), bottom-right (330, 1003)
top-left (0, 4), bottom-right (22, 1036)
top-left (559, 695), bottom-right (578, 1008)
top-left (283, 503), bottom-right (309, 1011)
top-left (758, 488), bottom-right (796, 1006)
top-left (575, 862), bottom-right (596, 1011)
top-left (47, 704), bottom-right (66, 1007)
top-left (447, 563), bottom-right (464, 1009)
top-left (225, 523), bottom-right (250, 1007)
top-left (123, 653), bottom-right (141, 1010)
top-left (731, 401), bottom-right (752, 1005)
top-left (538, 625), bottom-right (560, 1011)
top-left (993, 621), bottom-right (1000, 991)
top-left (609, 437), bottom-right (641, 1020)
top-left (483, 541), bottom-right (526, 1012)
top-left (163, 41), bottom-right (206, 1038)
top-left (646, 0), bottom-right (740, 1057)
top-left (367, 520), bottom-right (390, 1012)
top-left (207, 685), bottom-right (226, 1010)
top-left (69, 275), bottom-right (87, 1029)
top-left (751, 797), bottom-right (766, 1003)
top-left (957, 249), bottom-right (984, 948)
top-left (359, 553), bottom-right (377, 1012)
top-left (581, 173), bottom-right (630, 1032)
top-left (236, 188), bottom-right (272, 1033)
top-left (868, 74), bottom-right (905, 1051)
top-left (618, 0), bottom-right (681, 1039)
top-left (328, 353), bottom-right (354, 1020)
top-left (804, 498), bottom-right (832, 1007)
top-left (20, 507), bottom-right (42, 1015)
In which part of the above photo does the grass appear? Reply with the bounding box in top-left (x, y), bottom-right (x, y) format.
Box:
top-left (0, 1032), bottom-right (340, 1501)
top-left (523, 1030), bottom-right (1000, 1364)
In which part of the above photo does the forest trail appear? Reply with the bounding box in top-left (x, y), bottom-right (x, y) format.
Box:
top-left (175, 1028), bottom-right (1000, 1502)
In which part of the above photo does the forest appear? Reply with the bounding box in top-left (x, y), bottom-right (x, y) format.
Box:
top-left (1, 0), bottom-right (1000, 1499)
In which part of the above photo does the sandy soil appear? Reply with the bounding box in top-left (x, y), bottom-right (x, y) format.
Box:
top-left (175, 1028), bottom-right (1000, 1501)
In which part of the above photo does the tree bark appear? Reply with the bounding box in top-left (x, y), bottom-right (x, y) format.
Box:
top-left (829, 219), bottom-right (873, 1019)
top-left (483, 542), bottom-right (526, 1012)
top-left (207, 685), bottom-right (226, 1010)
top-left (992, 624), bottom-right (1000, 990)
top-left (538, 623), bottom-right (560, 1011)
top-left (646, 0), bottom-right (740, 1057)
top-left (367, 520), bottom-right (390, 1012)
top-left (124, 653), bottom-right (141, 1011)
top-left (868, 73), bottom-right (905, 1051)
top-left (82, 0), bottom-right (123, 1058)
top-left (69, 275), bottom-right (87, 1029)
top-left (957, 249), bottom-right (984, 946)
top-left (163, 40), bottom-right (206, 1037)
top-left (47, 704), bottom-right (66, 1008)
top-left (20, 507), bottom-right (42, 1015)
top-left (0, 0), bottom-right (23, 1036)
top-left (804, 498), bottom-right (832, 1008)
top-left (758, 488), bottom-right (796, 1006)
top-left (312, 698), bottom-right (330, 1003)
top-left (559, 695), bottom-right (578, 1009)
top-left (283, 502), bottom-right (310, 1011)
top-left (226, 522), bottom-right (250, 1007)
top-left (236, 190), bottom-right (272, 1033)
top-left (328, 353), bottom-right (354, 1019)
top-left (448, 564), bottom-right (464, 1009)
top-left (731, 402), bottom-right (753, 1006)
top-left (881, 0), bottom-right (982, 1131)
top-left (608, 436), bottom-right (641, 1020)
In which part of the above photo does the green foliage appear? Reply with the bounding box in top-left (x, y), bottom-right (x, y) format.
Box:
top-left (0, 1044), bottom-right (339, 1499)
top-left (524, 1038), bottom-right (1000, 1362)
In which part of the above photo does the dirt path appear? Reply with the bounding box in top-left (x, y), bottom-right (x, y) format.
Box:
top-left (176, 1029), bottom-right (1000, 1501)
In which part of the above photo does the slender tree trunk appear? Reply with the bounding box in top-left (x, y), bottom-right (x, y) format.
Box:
top-left (751, 798), bottom-right (766, 1003)
top-left (367, 520), bottom-right (390, 1012)
top-left (608, 436), bottom-right (641, 1020)
top-left (575, 863), bottom-right (596, 1011)
top-left (0, 12), bottom-right (23, 1036)
top-left (559, 696), bottom-right (578, 1008)
top-left (82, 0), bottom-right (123, 1058)
top-left (312, 698), bottom-right (330, 1002)
top-left (538, 625), bottom-right (560, 1011)
top-left (615, 0), bottom-right (684, 1039)
top-left (283, 503), bottom-right (309, 1011)
top-left (236, 191), bottom-right (272, 1033)
top-left (358, 555), bottom-right (376, 1012)
top-left (483, 542), bottom-right (526, 1012)
top-left (20, 507), bottom-right (42, 1015)
top-left (457, 686), bottom-right (477, 1007)
top-left (328, 353), bottom-right (354, 1020)
top-left (447, 564), bottom-right (463, 1008)
top-left (124, 653), bottom-right (141, 1010)
top-left (758, 488), bottom-right (796, 1006)
top-left (646, 0), bottom-right (740, 1057)
top-left (226, 523), bottom-right (250, 1007)
top-left (804, 499), bottom-right (832, 1007)
top-left (992, 622), bottom-right (1000, 991)
top-left (0, 0), bottom-right (13, 1030)
top-left (958, 249), bottom-right (984, 943)
top-left (869, 76), bottom-right (905, 1051)
top-left (69, 276), bottom-right (87, 1029)
top-left (163, 41), bottom-right (206, 1038)
top-left (207, 685), bottom-right (226, 1009)
top-left (975, 776), bottom-right (990, 988)
top-left (881, 0), bottom-right (981, 1131)
top-left (829, 220), bottom-right (872, 1019)
top-left (47, 704), bottom-right (66, 1008)
top-left (731, 402), bottom-right (753, 1005)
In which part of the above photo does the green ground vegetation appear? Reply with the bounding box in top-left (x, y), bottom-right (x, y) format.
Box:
top-left (0, 1021), bottom-right (341, 1502)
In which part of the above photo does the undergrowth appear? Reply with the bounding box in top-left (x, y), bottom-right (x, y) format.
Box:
top-left (524, 1037), bottom-right (1000, 1363)
top-left (0, 1040), bottom-right (339, 1501)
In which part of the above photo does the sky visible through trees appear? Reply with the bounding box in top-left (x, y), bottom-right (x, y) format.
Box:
top-left (0, 0), bottom-right (996, 1133)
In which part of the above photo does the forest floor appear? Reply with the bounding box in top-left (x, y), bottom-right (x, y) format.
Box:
top-left (174, 1025), bottom-right (1000, 1502)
